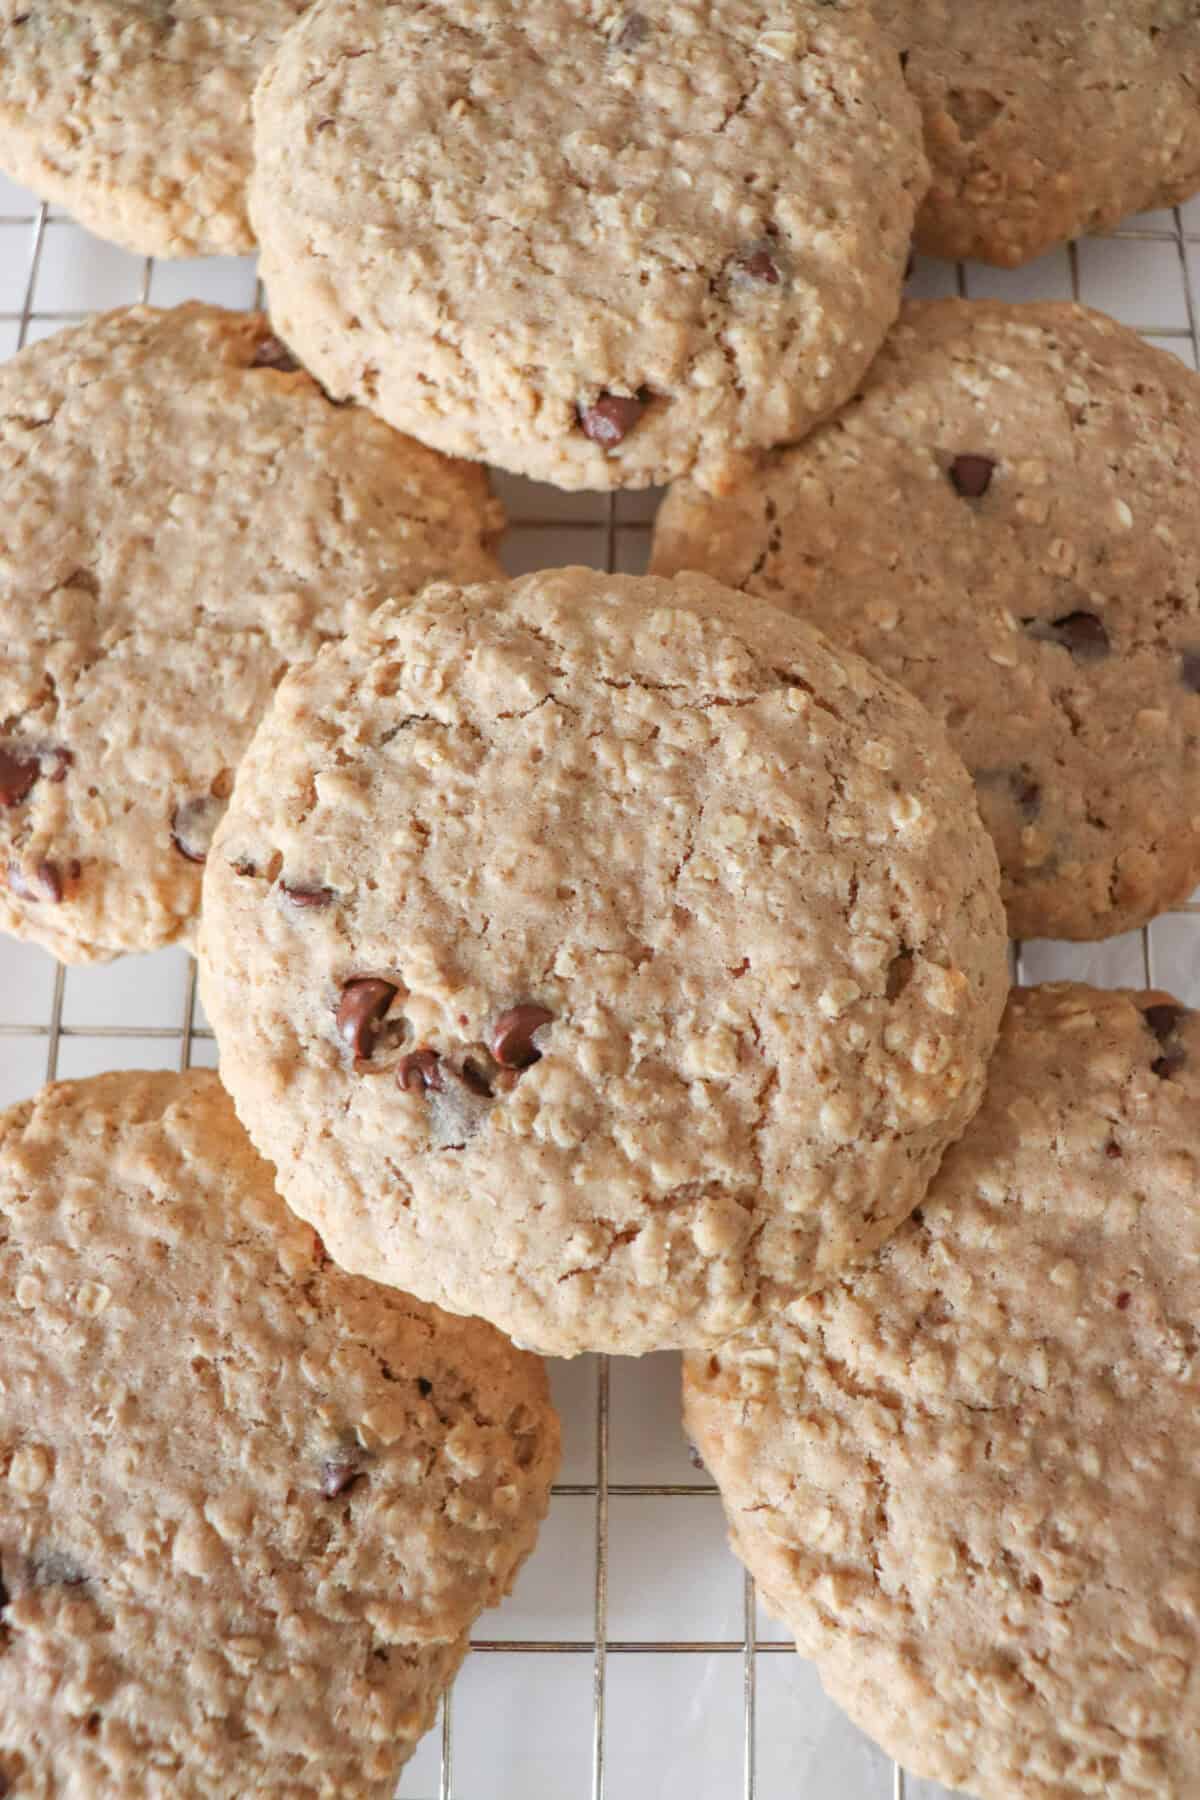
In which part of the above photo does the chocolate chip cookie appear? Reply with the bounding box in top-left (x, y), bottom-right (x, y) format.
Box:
top-left (249, 0), bottom-right (928, 491)
top-left (0, 1), bottom-right (317, 256)
top-left (198, 566), bottom-right (1007, 1357)
top-left (653, 299), bottom-right (1200, 941)
top-left (685, 982), bottom-right (1200, 1799)
top-left (0, 302), bottom-right (503, 963)
top-left (0, 1067), bottom-right (558, 1796)
top-left (876, 0), bottom-right (1200, 266)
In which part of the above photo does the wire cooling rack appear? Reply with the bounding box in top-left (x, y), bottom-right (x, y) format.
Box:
top-left (1, 174), bottom-right (1200, 1800)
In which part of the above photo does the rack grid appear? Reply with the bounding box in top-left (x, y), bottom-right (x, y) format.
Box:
top-left (1, 173), bottom-right (1199, 1799)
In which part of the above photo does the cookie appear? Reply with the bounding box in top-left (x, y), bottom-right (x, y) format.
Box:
top-left (0, 1), bottom-right (316, 257)
top-left (197, 565), bottom-right (1007, 1357)
top-left (875, 0), bottom-right (1200, 266)
top-left (685, 982), bottom-right (1200, 1798)
top-left (248, 0), bottom-right (927, 492)
top-left (652, 299), bottom-right (1200, 941)
top-left (0, 302), bottom-right (504, 964)
top-left (0, 1067), bottom-right (558, 1797)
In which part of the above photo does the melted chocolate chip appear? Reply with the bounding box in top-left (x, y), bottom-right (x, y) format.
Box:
top-left (336, 977), bottom-right (398, 1059)
top-left (280, 881), bottom-right (335, 908)
top-left (250, 334), bottom-right (300, 373)
top-left (1144, 1001), bottom-right (1188, 1080)
top-left (1105, 1139), bottom-right (1122, 1159)
top-left (321, 1457), bottom-right (363, 1498)
top-left (399, 1048), bottom-right (444, 1094)
top-left (460, 1057), bottom-right (495, 1098)
top-left (170, 794), bottom-right (225, 864)
top-left (949, 454), bottom-right (995, 499)
top-left (738, 242), bottom-right (784, 285)
top-left (417, 1376), bottom-right (433, 1397)
top-left (491, 1003), bottom-right (555, 1070)
top-left (1144, 1002), bottom-right (1184, 1045)
top-left (613, 9), bottom-right (648, 49)
top-left (1182, 649), bottom-right (1200, 693)
top-left (1013, 775), bottom-right (1041, 821)
top-left (1024, 611), bottom-right (1110, 663)
top-left (0, 746), bottom-right (40, 806)
top-left (579, 392), bottom-right (645, 448)
top-left (8, 860), bottom-right (65, 904)
top-left (1115, 1291), bottom-right (1132, 1310)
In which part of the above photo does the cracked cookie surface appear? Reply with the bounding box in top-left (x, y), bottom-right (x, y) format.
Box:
top-left (685, 982), bottom-right (1200, 1799)
top-left (0, 0), bottom-right (316, 256)
top-left (0, 302), bottom-right (504, 962)
top-left (653, 299), bottom-right (1200, 940)
top-left (0, 1068), bottom-right (558, 1798)
top-left (198, 565), bottom-right (1007, 1356)
top-left (873, 1), bottom-right (1200, 266)
top-left (249, 0), bottom-right (927, 491)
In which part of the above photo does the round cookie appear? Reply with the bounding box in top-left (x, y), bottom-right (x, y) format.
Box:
top-left (0, 302), bottom-right (504, 964)
top-left (685, 982), bottom-right (1200, 1799)
top-left (652, 299), bottom-right (1200, 941)
top-left (0, 1), bottom-right (314, 257)
top-left (249, 0), bottom-right (928, 492)
top-left (0, 1067), bottom-right (558, 1797)
top-left (198, 566), bottom-right (1007, 1357)
top-left (875, 0), bottom-right (1200, 266)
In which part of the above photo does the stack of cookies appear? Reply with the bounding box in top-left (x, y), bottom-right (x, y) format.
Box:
top-left (1, 3), bottom-right (1199, 1795)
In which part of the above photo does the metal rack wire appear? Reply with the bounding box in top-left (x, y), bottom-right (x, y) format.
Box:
top-left (1, 184), bottom-right (1199, 1799)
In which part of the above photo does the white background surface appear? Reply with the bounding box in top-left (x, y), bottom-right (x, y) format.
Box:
top-left (1, 170), bottom-right (1199, 1800)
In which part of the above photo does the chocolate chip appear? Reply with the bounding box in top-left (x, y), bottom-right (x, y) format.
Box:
top-left (417, 1377), bottom-right (433, 1397)
top-left (8, 859), bottom-right (64, 904)
top-left (320, 1457), bottom-right (363, 1499)
top-left (280, 881), bottom-right (335, 908)
top-left (1024, 611), bottom-right (1110, 663)
top-left (885, 949), bottom-right (913, 1001)
top-left (613, 9), bottom-right (648, 49)
top-left (250, 333), bottom-right (300, 373)
top-left (1143, 1001), bottom-right (1188, 1079)
top-left (1105, 1139), bottom-right (1122, 1159)
top-left (948, 454), bottom-right (995, 499)
top-left (170, 794), bottom-right (225, 864)
top-left (737, 242), bottom-right (784, 285)
top-left (1144, 1002), bottom-right (1184, 1045)
top-left (460, 1057), bottom-right (495, 1098)
top-left (0, 746), bottom-right (40, 807)
top-left (1013, 775), bottom-right (1041, 821)
top-left (491, 1004), bottom-right (555, 1070)
top-left (399, 1048), bottom-right (444, 1094)
top-left (1115, 1291), bottom-right (1131, 1310)
top-left (579, 392), bottom-right (645, 449)
top-left (1182, 650), bottom-right (1200, 693)
top-left (336, 978), bottom-right (398, 1059)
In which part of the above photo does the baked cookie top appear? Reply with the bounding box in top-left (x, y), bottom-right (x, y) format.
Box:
top-left (877, 0), bottom-right (1200, 266)
top-left (685, 982), bottom-right (1200, 1800)
top-left (198, 565), bottom-right (1007, 1357)
top-left (0, 1), bottom-right (315, 256)
top-left (653, 299), bottom-right (1200, 941)
top-left (0, 302), bottom-right (503, 963)
top-left (0, 1068), bottom-right (558, 1798)
top-left (249, 0), bottom-right (927, 491)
